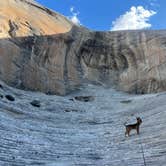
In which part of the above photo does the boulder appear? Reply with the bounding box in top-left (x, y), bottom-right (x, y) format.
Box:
top-left (74, 96), bottom-right (95, 102)
top-left (5, 95), bottom-right (15, 101)
top-left (30, 100), bottom-right (41, 107)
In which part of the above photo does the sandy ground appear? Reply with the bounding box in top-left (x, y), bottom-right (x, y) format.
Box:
top-left (0, 81), bottom-right (166, 166)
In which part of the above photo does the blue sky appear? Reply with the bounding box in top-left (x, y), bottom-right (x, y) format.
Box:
top-left (36, 0), bottom-right (165, 31)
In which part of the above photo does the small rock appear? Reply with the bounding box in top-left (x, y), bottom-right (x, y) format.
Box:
top-left (120, 100), bottom-right (132, 104)
top-left (0, 84), bottom-right (3, 89)
top-left (74, 96), bottom-right (94, 102)
top-left (64, 109), bottom-right (79, 112)
top-left (30, 100), bottom-right (41, 107)
top-left (64, 108), bottom-right (85, 113)
top-left (64, 109), bottom-right (71, 112)
top-left (35, 151), bottom-right (38, 155)
top-left (0, 94), bottom-right (3, 98)
top-left (5, 95), bottom-right (15, 101)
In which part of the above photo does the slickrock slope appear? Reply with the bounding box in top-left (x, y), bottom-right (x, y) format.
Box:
top-left (0, 0), bottom-right (166, 95)
top-left (0, 1), bottom-right (166, 166)
top-left (0, 81), bottom-right (166, 166)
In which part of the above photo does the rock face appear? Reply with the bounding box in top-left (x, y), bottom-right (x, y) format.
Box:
top-left (0, 0), bottom-right (74, 95)
top-left (0, 0), bottom-right (166, 95)
top-left (79, 31), bottom-right (166, 94)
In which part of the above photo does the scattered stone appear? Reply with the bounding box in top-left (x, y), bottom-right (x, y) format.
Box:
top-left (0, 84), bottom-right (3, 89)
top-left (86, 153), bottom-right (103, 160)
top-left (120, 100), bottom-right (132, 104)
top-left (5, 95), bottom-right (15, 101)
top-left (64, 109), bottom-right (72, 112)
top-left (74, 96), bottom-right (94, 102)
top-left (30, 100), bottom-right (41, 107)
top-left (34, 151), bottom-right (38, 155)
top-left (64, 109), bottom-right (83, 113)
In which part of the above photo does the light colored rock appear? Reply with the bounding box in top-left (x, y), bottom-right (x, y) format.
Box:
top-left (0, 81), bottom-right (166, 165)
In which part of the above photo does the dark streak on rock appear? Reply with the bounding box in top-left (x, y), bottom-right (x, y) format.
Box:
top-left (8, 20), bottom-right (19, 37)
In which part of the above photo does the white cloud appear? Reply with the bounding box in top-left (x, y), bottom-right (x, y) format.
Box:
top-left (70, 15), bottom-right (81, 25)
top-left (69, 6), bottom-right (81, 25)
top-left (70, 7), bottom-right (74, 13)
top-left (110, 6), bottom-right (156, 31)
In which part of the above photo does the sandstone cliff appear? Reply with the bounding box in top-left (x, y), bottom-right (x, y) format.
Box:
top-left (0, 0), bottom-right (166, 95)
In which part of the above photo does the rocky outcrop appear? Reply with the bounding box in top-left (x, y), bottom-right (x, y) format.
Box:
top-left (0, 0), bottom-right (166, 95)
top-left (0, 0), bottom-right (75, 95)
top-left (79, 30), bottom-right (166, 94)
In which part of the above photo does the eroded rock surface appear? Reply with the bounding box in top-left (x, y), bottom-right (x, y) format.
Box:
top-left (78, 30), bottom-right (166, 94)
top-left (0, 81), bottom-right (166, 166)
top-left (0, 0), bottom-right (166, 95)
